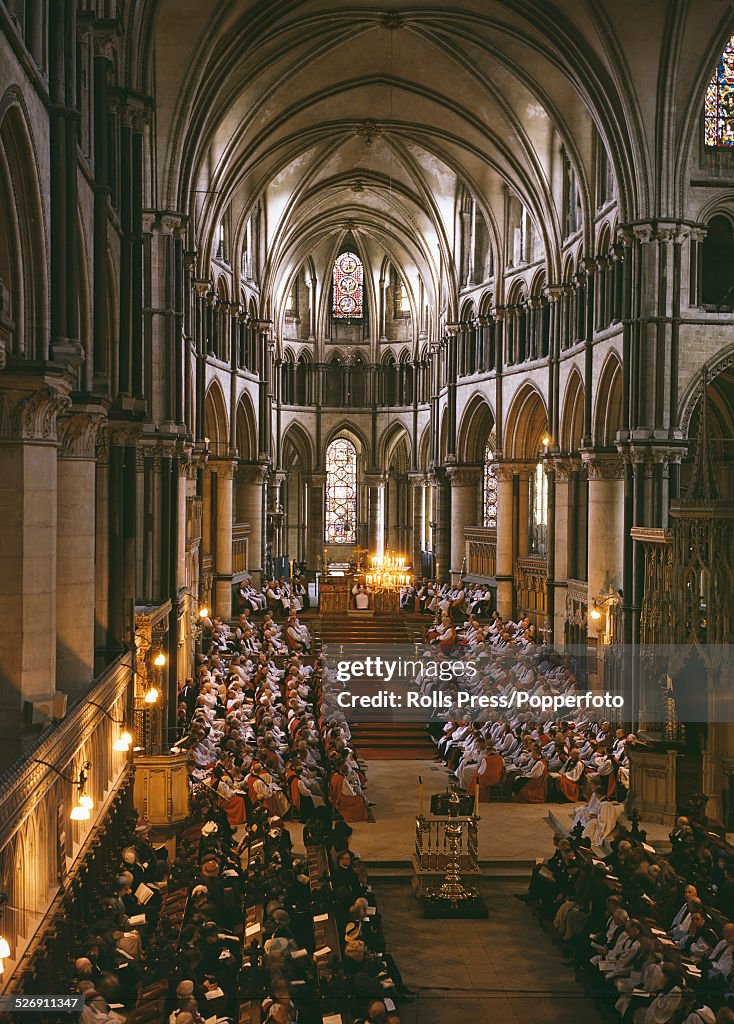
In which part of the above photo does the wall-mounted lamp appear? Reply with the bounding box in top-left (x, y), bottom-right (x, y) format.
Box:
top-left (34, 759), bottom-right (93, 820)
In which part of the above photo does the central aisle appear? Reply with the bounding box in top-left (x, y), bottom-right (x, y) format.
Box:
top-left (373, 877), bottom-right (606, 1024)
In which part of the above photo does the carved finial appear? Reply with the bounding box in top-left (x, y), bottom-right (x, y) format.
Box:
top-left (685, 367), bottom-right (720, 503)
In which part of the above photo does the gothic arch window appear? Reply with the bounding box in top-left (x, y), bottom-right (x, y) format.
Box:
top-left (325, 437), bottom-right (358, 543)
top-left (333, 251), bottom-right (364, 319)
top-left (482, 442), bottom-right (498, 529)
top-left (705, 35), bottom-right (734, 147)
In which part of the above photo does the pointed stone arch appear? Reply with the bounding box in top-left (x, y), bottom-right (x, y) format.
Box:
top-left (504, 382), bottom-right (549, 460)
top-left (379, 421), bottom-right (412, 473)
top-left (234, 390), bottom-right (257, 460)
top-left (560, 366), bottom-right (585, 453)
top-left (281, 420), bottom-right (314, 473)
top-left (204, 378), bottom-right (229, 451)
top-left (0, 91), bottom-right (48, 361)
top-left (593, 350), bottom-right (623, 447)
top-left (457, 392), bottom-right (496, 463)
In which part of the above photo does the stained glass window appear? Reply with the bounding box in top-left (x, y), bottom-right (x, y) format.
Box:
top-left (325, 437), bottom-right (357, 543)
top-left (333, 251), bottom-right (364, 318)
top-left (705, 35), bottom-right (734, 147)
top-left (483, 443), bottom-right (498, 529)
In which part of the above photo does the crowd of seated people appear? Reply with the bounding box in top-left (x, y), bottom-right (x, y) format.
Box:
top-left (176, 610), bottom-right (371, 827)
top-left (415, 622), bottom-right (632, 807)
top-left (515, 813), bottom-right (734, 1023)
top-left (63, 791), bottom-right (408, 1024)
top-left (236, 575), bottom-right (310, 618)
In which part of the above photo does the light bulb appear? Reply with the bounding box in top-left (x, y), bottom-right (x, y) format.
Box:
top-left (0, 937), bottom-right (10, 959)
top-left (70, 803), bottom-right (91, 821)
top-left (541, 434), bottom-right (551, 447)
top-left (590, 608), bottom-right (602, 621)
top-left (153, 651), bottom-right (166, 668)
top-left (199, 607), bottom-right (209, 619)
top-left (79, 794), bottom-right (94, 811)
top-left (144, 687), bottom-right (159, 704)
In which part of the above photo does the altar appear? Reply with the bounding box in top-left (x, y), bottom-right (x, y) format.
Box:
top-left (318, 572), bottom-right (354, 614)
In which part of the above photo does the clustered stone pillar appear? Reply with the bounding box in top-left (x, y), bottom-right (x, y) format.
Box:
top-left (495, 463), bottom-right (516, 619)
top-left (365, 474), bottom-right (382, 554)
top-left (56, 410), bottom-right (104, 697)
top-left (0, 385), bottom-right (69, 768)
top-left (549, 457), bottom-right (575, 641)
top-left (309, 473), bottom-right (326, 570)
top-left (409, 473), bottom-right (426, 578)
top-left (582, 452), bottom-right (625, 638)
top-left (236, 463), bottom-right (267, 579)
top-left (431, 470), bottom-right (451, 576)
top-left (517, 467), bottom-right (531, 558)
top-left (447, 465), bottom-right (482, 577)
top-left (213, 460), bottom-right (235, 619)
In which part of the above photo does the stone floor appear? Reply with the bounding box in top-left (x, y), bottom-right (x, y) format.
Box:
top-left (288, 758), bottom-right (673, 864)
top-left (322, 758), bottom-right (570, 865)
top-left (372, 877), bottom-right (606, 1024)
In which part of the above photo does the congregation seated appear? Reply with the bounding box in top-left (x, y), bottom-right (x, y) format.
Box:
top-left (420, 610), bottom-right (634, 807)
top-left (513, 810), bottom-right (734, 1024)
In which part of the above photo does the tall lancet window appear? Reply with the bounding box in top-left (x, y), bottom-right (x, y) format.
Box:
top-left (483, 443), bottom-right (498, 529)
top-left (333, 251), bottom-right (364, 318)
top-left (529, 456), bottom-right (548, 557)
top-left (705, 35), bottom-right (734, 146)
top-left (325, 437), bottom-right (357, 543)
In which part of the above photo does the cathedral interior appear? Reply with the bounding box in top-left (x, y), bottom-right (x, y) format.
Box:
top-left (1, 1), bottom-right (734, 1021)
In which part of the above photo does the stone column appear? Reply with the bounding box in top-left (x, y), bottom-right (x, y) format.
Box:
top-left (236, 462), bottom-right (267, 578)
top-left (308, 473), bottom-right (326, 571)
top-left (364, 473), bottom-right (382, 554)
top-left (0, 385), bottom-right (70, 769)
top-left (517, 468), bottom-right (531, 557)
top-left (447, 465), bottom-right (482, 576)
top-left (582, 452), bottom-right (625, 638)
top-left (431, 469), bottom-right (451, 578)
top-left (550, 457), bottom-right (576, 642)
top-left (56, 409), bottom-right (104, 696)
top-left (213, 460), bottom-right (235, 619)
top-left (409, 473), bottom-right (425, 577)
top-left (94, 427), bottom-right (111, 660)
top-left (495, 463), bottom-right (516, 619)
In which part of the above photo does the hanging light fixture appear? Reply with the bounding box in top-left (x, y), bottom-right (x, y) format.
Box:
top-left (365, 550), bottom-right (412, 592)
top-left (0, 936), bottom-right (11, 960)
top-left (33, 759), bottom-right (93, 821)
top-left (153, 651), bottom-right (167, 668)
top-left (70, 802), bottom-right (91, 821)
top-left (144, 686), bottom-right (159, 704)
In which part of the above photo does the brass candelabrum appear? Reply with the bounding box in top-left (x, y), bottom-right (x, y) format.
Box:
top-left (425, 790), bottom-right (478, 906)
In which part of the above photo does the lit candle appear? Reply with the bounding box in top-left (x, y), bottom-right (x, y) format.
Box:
top-left (473, 781), bottom-right (480, 818)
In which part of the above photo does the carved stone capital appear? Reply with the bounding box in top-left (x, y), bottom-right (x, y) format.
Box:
top-left (237, 461), bottom-right (269, 485)
top-left (550, 456), bottom-right (582, 481)
top-left (0, 387), bottom-right (71, 442)
top-left (210, 458), bottom-right (236, 481)
top-left (57, 410), bottom-right (105, 460)
top-left (494, 461), bottom-right (522, 482)
top-left (581, 451), bottom-right (624, 480)
top-left (447, 464), bottom-right (483, 488)
top-left (108, 422), bottom-right (143, 447)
